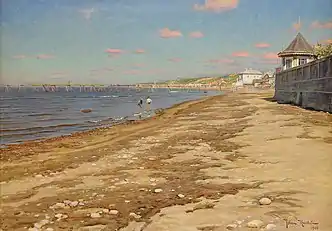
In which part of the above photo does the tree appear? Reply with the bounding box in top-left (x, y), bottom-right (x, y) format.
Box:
top-left (314, 43), bottom-right (332, 59)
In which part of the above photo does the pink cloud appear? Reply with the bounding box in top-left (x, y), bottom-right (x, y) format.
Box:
top-left (168, 58), bottom-right (182, 62)
top-left (311, 20), bottom-right (332, 30)
top-left (105, 49), bottom-right (124, 56)
top-left (135, 49), bottom-right (146, 54)
top-left (208, 58), bottom-right (234, 64)
top-left (263, 52), bottom-right (279, 60)
top-left (134, 63), bottom-right (145, 67)
top-left (320, 38), bottom-right (332, 44)
top-left (231, 51), bottom-right (249, 57)
top-left (159, 28), bottom-right (182, 38)
top-left (255, 43), bottom-right (271, 48)
top-left (36, 54), bottom-right (55, 59)
top-left (189, 31), bottom-right (204, 38)
top-left (12, 55), bottom-right (27, 59)
top-left (194, 0), bottom-right (239, 12)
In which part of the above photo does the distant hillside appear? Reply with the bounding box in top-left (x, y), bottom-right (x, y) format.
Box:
top-left (160, 74), bottom-right (238, 86)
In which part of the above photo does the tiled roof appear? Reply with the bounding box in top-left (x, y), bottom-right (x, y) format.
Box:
top-left (278, 32), bottom-right (315, 56)
top-left (239, 68), bottom-right (262, 75)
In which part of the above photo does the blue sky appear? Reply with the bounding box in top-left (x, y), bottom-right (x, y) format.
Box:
top-left (1, 0), bottom-right (331, 85)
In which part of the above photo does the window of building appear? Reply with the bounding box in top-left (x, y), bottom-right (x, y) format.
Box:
top-left (285, 59), bottom-right (292, 69)
top-left (299, 58), bottom-right (307, 65)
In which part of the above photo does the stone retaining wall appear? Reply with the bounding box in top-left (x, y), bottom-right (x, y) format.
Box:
top-left (274, 55), bottom-right (332, 112)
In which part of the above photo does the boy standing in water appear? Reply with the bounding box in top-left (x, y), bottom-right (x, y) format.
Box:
top-left (136, 98), bottom-right (144, 119)
top-left (146, 96), bottom-right (152, 113)
top-left (137, 98), bottom-right (143, 108)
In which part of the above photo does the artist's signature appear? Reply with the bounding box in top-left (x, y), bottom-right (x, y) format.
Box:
top-left (283, 216), bottom-right (319, 230)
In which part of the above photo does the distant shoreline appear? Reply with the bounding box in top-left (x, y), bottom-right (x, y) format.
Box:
top-left (137, 84), bottom-right (231, 91)
top-left (0, 84), bottom-right (230, 91)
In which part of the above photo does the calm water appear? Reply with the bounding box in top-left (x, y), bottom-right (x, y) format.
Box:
top-left (0, 87), bottom-right (219, 145)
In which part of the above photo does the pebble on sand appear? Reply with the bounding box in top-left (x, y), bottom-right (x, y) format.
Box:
top-left (109, 210), bottom-right (119, 215)
top-left (247, 220), bottom-right (264, 228)
top-left (90, 213), bottom-right (101, 218)
top-left (259, 197), bottom-right (272, 205)
top-left (102, 209), bottom-right (109, 214)
top-left (34, 220), bottom-right (49, 229)
top-left (28, 228), bottom-right (39, 231)
top-left (50, 202), bottom-right (66, 209)
top-left (54, 213), bottom-right (68, 220)
top-left (177, 194), bottom-right (185, 198)
top-left (54, 214), bottom-right (63, 219)
top-left (154, 188), bottom-right (163, 193)
top-left (129, 212), bottom-right (141, 219)
top-left (63, 200), bottom-right (71, 205)
top-left (265, 224), bottom-right (277, 230)
top-left (226, 224), bottom-right (238, 230)
top-left (69, 201), bottom-right (79, 207)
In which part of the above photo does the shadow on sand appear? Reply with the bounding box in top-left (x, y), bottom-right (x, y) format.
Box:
top-left (262, 97), bottom-right (278, 103)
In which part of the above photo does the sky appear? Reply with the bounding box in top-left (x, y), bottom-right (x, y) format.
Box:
top-left (1, 0), bottom-right (331, 85)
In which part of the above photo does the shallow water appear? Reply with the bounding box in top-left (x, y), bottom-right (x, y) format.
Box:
top-left (0, 87), bottom-right (219, 145)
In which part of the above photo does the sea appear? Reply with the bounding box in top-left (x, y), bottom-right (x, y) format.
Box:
top-left (0, 87), bottom-right (219, 146)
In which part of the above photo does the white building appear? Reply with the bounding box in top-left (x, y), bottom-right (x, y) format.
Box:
top-left (236, 68), bottom-right (263, 86)
top-left (278, 32), bottom-right (317, 70)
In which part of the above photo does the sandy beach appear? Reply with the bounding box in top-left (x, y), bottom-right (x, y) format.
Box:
top-left (1, 91), bottom-right (332, 231)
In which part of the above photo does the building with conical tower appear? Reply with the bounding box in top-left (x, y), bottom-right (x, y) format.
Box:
top-left (277, 32), bottom-right (317, 70)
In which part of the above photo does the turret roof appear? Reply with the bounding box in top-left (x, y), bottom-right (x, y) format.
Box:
top-left (278, 32), bottom-right (316, 57)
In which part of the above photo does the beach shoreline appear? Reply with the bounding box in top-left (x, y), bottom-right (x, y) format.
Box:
top-left (0, 93), bottom-right (218, 159)
top-left (0, 89), bottom-right (220, 148)
top-left (1, 91), bottom-right (331, 231)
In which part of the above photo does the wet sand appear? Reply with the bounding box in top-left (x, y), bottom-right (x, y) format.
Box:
top-left (1, 92), bottom-right (332, 231)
